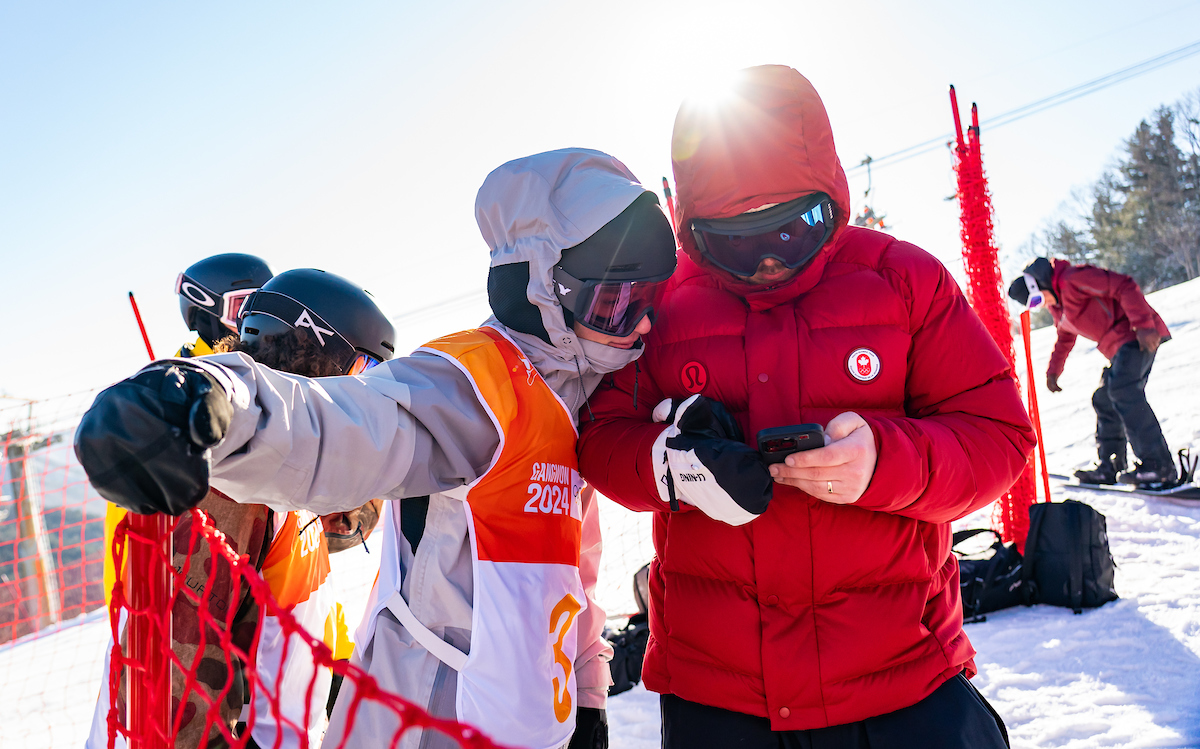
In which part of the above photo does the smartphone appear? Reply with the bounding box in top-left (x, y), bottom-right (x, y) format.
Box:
top-left (756, 424), bottom-right (826, 464)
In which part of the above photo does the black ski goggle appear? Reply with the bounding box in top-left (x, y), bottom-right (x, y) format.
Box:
top-left (691, 194), bottom-right (836, 277)
top-left (552, 266), bottom-right (668, 338)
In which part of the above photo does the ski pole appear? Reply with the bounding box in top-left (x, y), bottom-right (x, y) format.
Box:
top-left (662, 177), bottom-right (678, 233)
top-left (128, 291), bottom-right (157, 360)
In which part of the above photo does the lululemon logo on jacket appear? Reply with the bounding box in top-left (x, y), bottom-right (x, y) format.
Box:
top-left (681, 361), bottom-right (708, 394)
top-left (847, 348), bottom-right (881, 382)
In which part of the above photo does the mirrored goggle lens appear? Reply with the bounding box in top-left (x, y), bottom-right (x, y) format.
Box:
top-left (697, 202), bottom-right (829, 276)
top-left (221, 290), bottom-right (257, 330)
top-left (578, 280), bottom-right (664, 337)
top-left (347, 352), bottom-right (382, 376)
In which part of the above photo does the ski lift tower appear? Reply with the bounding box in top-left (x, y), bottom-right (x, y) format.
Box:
top-left (1, 399), bottom-right (62, 632)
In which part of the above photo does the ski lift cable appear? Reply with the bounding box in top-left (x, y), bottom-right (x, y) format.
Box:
top-left (963, 0), bottom-right (1200, 87)
top-left (986, 39), bottom-right (1200, 127)
top-left (848, 37), bottom-right (1200, 175)
top-left (391, 41), bottom-right (1200, 320)
top-left (390, 287), bottom-right (487, 323)
top-left (859, 1), bottom-right (1200, 127)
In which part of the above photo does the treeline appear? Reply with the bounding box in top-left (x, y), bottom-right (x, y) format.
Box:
top-left (1028, 88), bottom-right (1200, 292)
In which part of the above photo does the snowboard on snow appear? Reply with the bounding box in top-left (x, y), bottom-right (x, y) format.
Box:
top-left (1050, 449), bottom-right (1200, 504)
top-left (1049, 474), bottom-right (1200, 503)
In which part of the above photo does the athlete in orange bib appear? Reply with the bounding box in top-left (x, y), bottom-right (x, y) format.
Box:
top-left (75, 149), bottom-right (677, 749)
top-left (86, 267), bottom-right (391, 749)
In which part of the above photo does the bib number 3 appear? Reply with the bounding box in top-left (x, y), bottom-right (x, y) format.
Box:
top-left (549, 593), bottom-right (582, 723)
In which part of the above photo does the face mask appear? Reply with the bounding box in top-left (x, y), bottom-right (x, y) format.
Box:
top-left (578, 336), bottom-right (643, 375)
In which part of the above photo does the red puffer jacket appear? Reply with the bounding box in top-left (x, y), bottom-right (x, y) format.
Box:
top-left (577, 66), bottom-right (1035, 730)
top-left (1046, 259), bottom-right (1170, 377)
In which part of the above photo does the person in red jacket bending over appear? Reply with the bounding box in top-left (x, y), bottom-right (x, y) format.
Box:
top-left (1008, 257), bottom-right (1174, 487)
top-left (577, 65), bottom-right (1036, 748)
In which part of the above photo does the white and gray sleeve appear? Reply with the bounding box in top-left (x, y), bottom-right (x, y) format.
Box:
top-left (193, 351), bottom-right (498, 515)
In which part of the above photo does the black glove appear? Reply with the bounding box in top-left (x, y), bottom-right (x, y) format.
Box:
top-left (568, 707), bottom-right (608, 749)
top-left (74, 362), bottom-right (232, 515)
top-left (651, 395), bottom-right (773, 526)
top-left (1046, 373), bottom-right (1062, 393)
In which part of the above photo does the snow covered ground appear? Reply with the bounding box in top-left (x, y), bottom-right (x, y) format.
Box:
top-left (2, 276), bottom-right (1197, 748)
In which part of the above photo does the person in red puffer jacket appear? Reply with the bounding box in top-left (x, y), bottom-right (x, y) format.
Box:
top-left (577, 65), bottom-right (1036, 748)
top-left (1008, 257), bottom-right (1174, 487)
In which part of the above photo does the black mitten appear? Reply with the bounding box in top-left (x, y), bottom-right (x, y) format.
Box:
top-left (651, 395), bottom-right (773, 525)
top-left (74, 362), bottom-right (232, 515)
top-left (568, 707), bottom-right (608, 749)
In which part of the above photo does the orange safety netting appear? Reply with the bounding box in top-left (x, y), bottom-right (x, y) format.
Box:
top-left (106, 507), bottom-right (512, 749)
top-left (1, 392), bottom-right (106, 646)
top-left (949, 87), bottom-right (1044, 552)
top-left (0, 393), bottom-right (511, 749)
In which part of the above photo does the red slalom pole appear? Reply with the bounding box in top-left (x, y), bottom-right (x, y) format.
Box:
top-left (128, 292), bottom-right (156, 360)
top-left (1021, 311), bottom-right (1054, 504)
top-left (949, 85), bottom-right (965, 150)
top-left (124, 290), bottom-right (172, 747)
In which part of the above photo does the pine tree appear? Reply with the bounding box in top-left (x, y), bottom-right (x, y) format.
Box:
top-left (1028, 96), bottom-right (1200, 292)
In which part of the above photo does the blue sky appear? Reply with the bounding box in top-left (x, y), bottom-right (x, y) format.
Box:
top-left (4, 0), bottom-right (1200, 401)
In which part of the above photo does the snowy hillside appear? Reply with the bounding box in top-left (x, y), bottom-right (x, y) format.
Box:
top-left (1, 277), bottom-right (1197, 749)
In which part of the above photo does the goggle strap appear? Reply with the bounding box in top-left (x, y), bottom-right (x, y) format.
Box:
top-left (241, 290), bottom-right (358, 368)
top-left (1023, 273), bottom-right (1045, 309)
top-left (176, 273), bottom-right (222, 312)
top-left (691, 194), bottom-right (832, 236)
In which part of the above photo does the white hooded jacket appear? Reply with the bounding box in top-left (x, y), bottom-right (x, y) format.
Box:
top-left (192, 149), bottom-right (655, 749)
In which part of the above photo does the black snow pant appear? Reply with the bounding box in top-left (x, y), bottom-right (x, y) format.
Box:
top-left (1093, 340), bottom-right (1171, 470)
top-left (660, 673), bottom-right (1009, 749)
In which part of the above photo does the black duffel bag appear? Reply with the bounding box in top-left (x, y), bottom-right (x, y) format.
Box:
top-left (953, 528), bottom-right (1025, 624)
top-left (1022, 500), bottom-right (1118, 614)
top-left (606, 613), bottom-right (649, 696)
top-left (606, 562), bottom-right (652, 696)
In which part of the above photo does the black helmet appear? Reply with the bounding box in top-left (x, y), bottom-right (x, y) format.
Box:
top-left (238, 268), bottom-right (396, 374)
top-left (177, 253), bottom-right (274, 346)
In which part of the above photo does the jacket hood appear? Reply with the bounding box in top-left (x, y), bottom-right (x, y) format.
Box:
top-left (671, 65), bottom-right (852, 299)
top-left (475, 148), bottom-right (651, 418)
